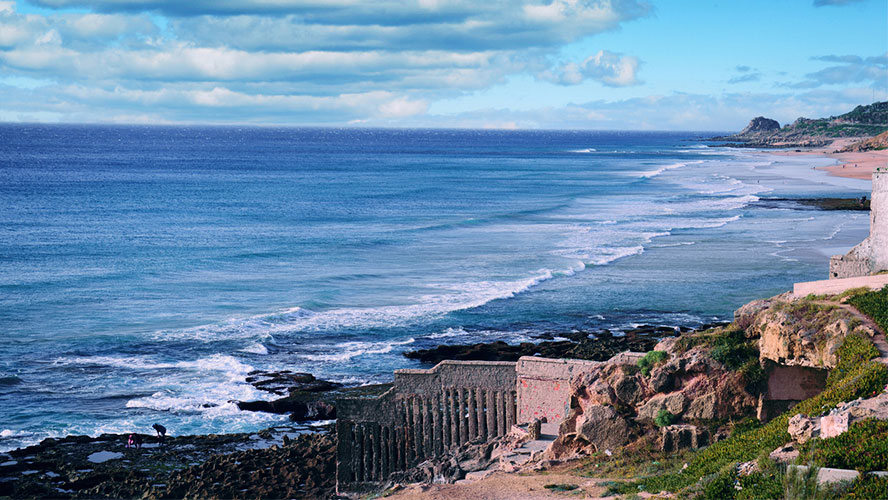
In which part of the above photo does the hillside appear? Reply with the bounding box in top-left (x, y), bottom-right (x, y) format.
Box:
top-left (716, 101), bottom-right (888, 148)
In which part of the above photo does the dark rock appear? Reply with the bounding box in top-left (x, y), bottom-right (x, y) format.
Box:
top-left (404, 328), bottom-right (674, 365)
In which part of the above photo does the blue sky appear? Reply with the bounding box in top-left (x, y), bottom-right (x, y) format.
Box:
top-left (0, 0), bottom-right (885, 129)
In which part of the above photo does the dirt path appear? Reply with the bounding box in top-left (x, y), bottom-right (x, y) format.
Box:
top-left (383, 471), bottom-right (624, 500)
top-left (810, 299), bottom-right (888, 364)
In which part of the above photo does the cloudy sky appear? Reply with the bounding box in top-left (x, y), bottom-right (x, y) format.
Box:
top-left (0, 0), bottom-right (885, 129)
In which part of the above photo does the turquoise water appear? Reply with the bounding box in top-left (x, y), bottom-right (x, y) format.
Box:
top-left (0, 125), bottom-right (871, 450)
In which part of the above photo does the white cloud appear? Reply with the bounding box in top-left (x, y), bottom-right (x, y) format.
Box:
top-left (540, 50), bottom-right (640, 87)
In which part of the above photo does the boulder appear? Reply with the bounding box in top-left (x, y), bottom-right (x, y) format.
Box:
top-left (769, 443), bottom-right (800, 464)
top-left (684, 392), bottom-right (718, 421)
top-left (637, 393), bottom-right (687, 421)
top-left (788, 414), bottom-right (820, 444)
top-left (612, 370), bottom-right (645, 406)
top-left (576, 405), bottom-right (631, 451)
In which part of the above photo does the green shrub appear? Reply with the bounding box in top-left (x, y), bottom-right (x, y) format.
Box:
top-left (638, 350), bottom-right (668, 377)
top-left (809, 419), bottom-right (888, 472)
top-left (739, 359), bottom-right (767, 394)
top-left (841, 474), bottom-right (888, 499)
top-left (655, 410), bottom-right (677, 428)
top-left (701, 463), bottom-right (738, 500)
top-left (710, 328), bottom-right (759, 370)
top-left (827, 334), bottom-right (880, 387)
top-left (848, 287), bottom-right (888, 332)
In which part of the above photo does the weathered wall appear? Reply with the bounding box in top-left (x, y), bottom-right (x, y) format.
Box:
top-left (757, 360), bottom-right (828, 422)
top-left (830, 171), bottom-right (888, 278)
top-left (516, 357), bottom-right (601, 424)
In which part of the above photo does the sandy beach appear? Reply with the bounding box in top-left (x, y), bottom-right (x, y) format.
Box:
top-left (773, 138), bottom-right (888, 180)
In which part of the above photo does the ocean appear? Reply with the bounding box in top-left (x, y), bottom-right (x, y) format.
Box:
top-left (0, 124), bottom-right (872, 451)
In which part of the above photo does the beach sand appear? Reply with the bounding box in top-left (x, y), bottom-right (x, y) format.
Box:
top-left (772, 138), bottom-right (888, 180)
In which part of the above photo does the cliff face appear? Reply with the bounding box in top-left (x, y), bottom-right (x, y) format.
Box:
top-left (554, 291), bottom-right (878, 457)
top-left (715, 101), bottom-right (888, 148)
top-left (839, 130), bottom-right (888, 152)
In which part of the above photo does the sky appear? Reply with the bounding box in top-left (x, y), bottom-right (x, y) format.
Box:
top-left (0, 0), bottom-right (885, 130)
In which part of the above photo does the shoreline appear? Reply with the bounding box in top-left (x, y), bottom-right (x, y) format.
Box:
top-left (771, 137), bottom-right (888, 180)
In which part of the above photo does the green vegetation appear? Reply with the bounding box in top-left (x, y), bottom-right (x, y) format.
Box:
top-left (841, 475), bottom-right (888, 499)
top-left (632, 357), bottom-right (887, 495)
top-left (783, 464), bottom-right (827, 500)
top-left (826, 334), bottom-right (880, 387)
top-left (654, 410), bottom-right (677, 428)
top-left (637, 350), bottom-right (667, 377)
top-left (709, 328), bottom-right (758, 370)
top-left (848, 287), bottom-right (888, 332)
top-left (807, 419), bottom-right (888, 472)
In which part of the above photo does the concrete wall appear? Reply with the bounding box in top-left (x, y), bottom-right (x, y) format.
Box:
top-left (516, 357), bottom-right (601, 424)
top-left (830, 171), bottom-right (888, 279)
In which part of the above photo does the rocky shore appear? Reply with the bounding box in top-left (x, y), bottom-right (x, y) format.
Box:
top-left (403, 324), bottom-right (726, 364)
top-left (0, 427), bottom-right (336, 499)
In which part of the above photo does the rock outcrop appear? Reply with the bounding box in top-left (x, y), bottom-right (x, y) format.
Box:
top-left (737, 117), bottom-right (780, 137)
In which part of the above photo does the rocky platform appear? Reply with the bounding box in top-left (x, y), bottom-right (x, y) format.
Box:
top-left (0, 427), bottom-right (336, 499)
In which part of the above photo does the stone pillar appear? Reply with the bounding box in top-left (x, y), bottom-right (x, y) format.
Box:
top-left (486, 389), bottom-right (496, 438)
top-left (496, 391), bottom-right (506, 436)
top-left (433, 394), bottom-right (443, 456)
top-left (458, 388), bottom-right (468, 445)
top-left (412, 397), bottom-right (423, 463)
top-left (422, 397), bottom-right (433, 458)
top-left (467, 388), bottom-right (477, 439)
top-left (363, 424), bottom-right (373, 481)
top-left (353, 424), bottom-right (364, 483)
top-left (336, 420), bottom-right (355, 486)
top-left (475, 388), bottom-right (486, 440)
top-left (507, 390), bottom-right (517, 428)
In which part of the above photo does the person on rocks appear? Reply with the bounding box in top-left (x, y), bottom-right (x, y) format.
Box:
top-left (152, 423), bottom-right (167, 446)
top-left (127, 433), bottom-right (143, 449)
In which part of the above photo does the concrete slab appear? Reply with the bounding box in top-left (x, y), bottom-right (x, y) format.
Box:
top-left (793, 274), bottom-right (888, 297)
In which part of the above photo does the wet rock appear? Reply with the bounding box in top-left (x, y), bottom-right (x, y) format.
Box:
top-left (404, 327), bottom-right (675, 364)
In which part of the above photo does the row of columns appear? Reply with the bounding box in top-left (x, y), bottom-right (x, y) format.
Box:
top-left (338, 387), bottom-right (517, 487)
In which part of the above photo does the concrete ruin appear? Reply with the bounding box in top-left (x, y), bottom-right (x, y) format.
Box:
top-left (830, 171), bottom-right (888, 279)
top-left (335, 354), bottom-right (641, 494)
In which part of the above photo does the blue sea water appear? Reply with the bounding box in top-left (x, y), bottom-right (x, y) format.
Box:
top-left (0, 124), bottom-right (872, 450)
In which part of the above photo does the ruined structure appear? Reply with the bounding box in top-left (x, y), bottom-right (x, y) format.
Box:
top-left (335, 355), bottom-right (633, 494)
top-left (830, 171), bottom-right (888, 279)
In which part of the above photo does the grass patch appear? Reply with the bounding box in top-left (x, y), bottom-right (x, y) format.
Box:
top-left (826, 334), bottom-right (880, 387)
top-left (848, 287), bottom-right (888, 332)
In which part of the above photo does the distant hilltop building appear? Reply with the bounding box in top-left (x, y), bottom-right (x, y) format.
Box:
top-left (830, 170), bottom-right (888, 279)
